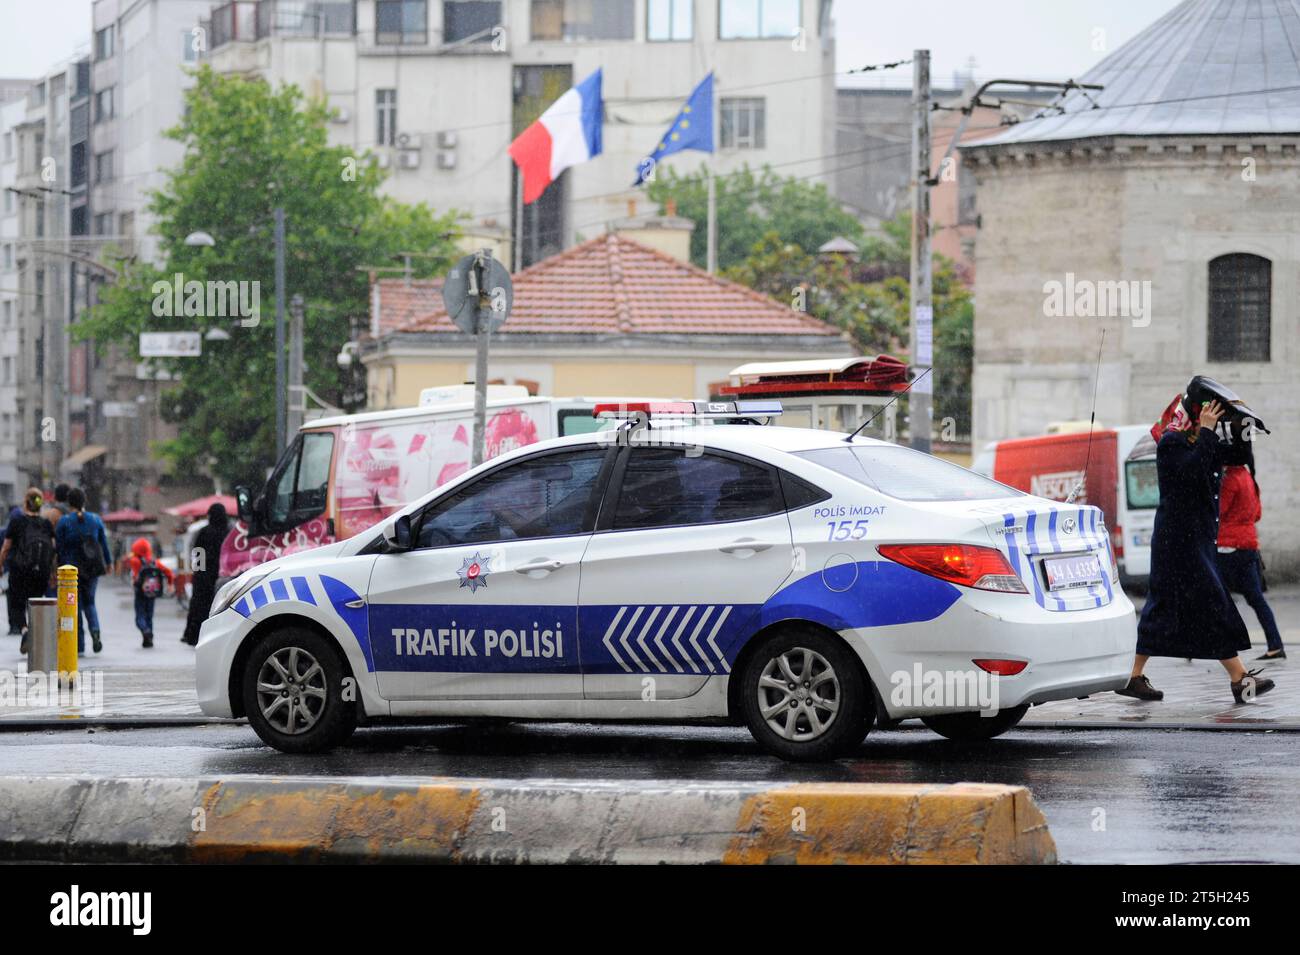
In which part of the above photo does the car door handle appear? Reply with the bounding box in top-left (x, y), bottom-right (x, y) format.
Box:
top-left (719, 538), bottom-right (773, 556)
top-left (515, 558), bottom-right (564, 576)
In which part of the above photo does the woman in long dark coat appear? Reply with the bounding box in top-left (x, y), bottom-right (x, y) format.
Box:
top-left (181, 503), bottom-right (230, 646)
top-left (1118, 398), bottom-right (1275, 703)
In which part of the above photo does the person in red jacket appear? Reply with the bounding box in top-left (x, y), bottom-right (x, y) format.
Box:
top-left (1217, 441), bottom-right (1284, 661)
top-left (127, 538), bottom-right (174, 649)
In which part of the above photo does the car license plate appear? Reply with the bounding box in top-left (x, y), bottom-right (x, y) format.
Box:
top-left (1043, 553), bottom-right (1103, 591)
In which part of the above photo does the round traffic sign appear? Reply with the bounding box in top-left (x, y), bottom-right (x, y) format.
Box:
top-left (442, 254), bottom-right (513, 334)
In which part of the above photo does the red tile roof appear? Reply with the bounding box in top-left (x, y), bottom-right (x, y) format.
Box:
top-left (372, 233), bottom-right (839, 339)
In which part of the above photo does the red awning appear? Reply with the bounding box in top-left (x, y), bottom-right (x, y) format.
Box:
top-left (102, 508), bottom-right (148, 523)
top-left (164, 494), bottom-right (237, 519)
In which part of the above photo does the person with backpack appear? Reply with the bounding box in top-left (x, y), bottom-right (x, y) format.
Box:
top-left (0, 489), bottom-right (57, 654)
top-left (55, 488), bottom-right (112, 654)
top-left (39, 485), bottom-right (72, 598)
top-left (128, 537), bottom-right (173, 648)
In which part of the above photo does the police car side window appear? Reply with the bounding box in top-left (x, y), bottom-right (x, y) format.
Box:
top-left (612, 448), bottom-right (783, 530)
top-left (415, 448), bottom-right (606, 548)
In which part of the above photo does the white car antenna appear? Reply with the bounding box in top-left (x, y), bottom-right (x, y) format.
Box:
top-left (1065, 328), bottom-right (1106, 505)
top-left (845, 367), bottom-right (931, 443)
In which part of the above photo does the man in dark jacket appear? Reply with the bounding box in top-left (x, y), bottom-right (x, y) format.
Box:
top-left (181, 502), bottom-right (230, 646)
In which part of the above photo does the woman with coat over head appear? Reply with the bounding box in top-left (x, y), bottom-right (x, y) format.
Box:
top-left (181, 502), bottom-right (230, 646)
top-left (1118, 395), bottom-right (1274, 703)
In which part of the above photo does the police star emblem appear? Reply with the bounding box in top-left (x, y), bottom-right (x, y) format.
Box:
top-left (457, 552), bottom-right (492, 593)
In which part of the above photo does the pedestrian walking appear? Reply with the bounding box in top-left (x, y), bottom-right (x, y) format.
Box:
top-left (3, 504), bottom-right (23, 636)
top-left (1119, 385), bottom-right (1275, 703)
top-left (39, 484), bottom-right (73, 599)
top-left (128, 537), bottom-right (174, 649)
top-left (55, 488), bottom-right (112, 655)
top-left (181, 502), bottom-right (230, 646)
top-left (1216, 438), bottom-right (1285, 661)
top-left (0, 489), bottom-right (57, 654)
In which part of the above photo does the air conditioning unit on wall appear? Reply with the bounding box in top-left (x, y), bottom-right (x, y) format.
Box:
top-left (396, 132), bottom-right (422, 150)
top-left (374, 151), bottom-right (391, 168)
top-left (436, 150), bottom-right (456, 169)
top-left (398, 149), bottom-right (421, 169)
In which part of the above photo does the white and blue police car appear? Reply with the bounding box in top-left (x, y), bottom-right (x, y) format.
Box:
top-left (196, 401), bottom-right (1137, 761)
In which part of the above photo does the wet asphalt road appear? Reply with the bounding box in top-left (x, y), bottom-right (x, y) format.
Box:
top-left (1, 721), bottom-right (1296, 864)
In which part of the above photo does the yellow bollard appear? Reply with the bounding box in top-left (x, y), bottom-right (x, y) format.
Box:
top-left (56, 564), bottom-right (79, 687)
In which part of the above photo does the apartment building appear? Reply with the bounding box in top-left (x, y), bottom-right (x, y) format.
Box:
top-left (1, 90), bottom-right (30, 506)
top-left (202, 0), bottom-right (837, 265)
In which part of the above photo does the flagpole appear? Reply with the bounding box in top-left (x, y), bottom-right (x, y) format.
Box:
top-left (706, 73), bottom-right (718, 274)
top-left (514, 166), bottom-right (524, 273)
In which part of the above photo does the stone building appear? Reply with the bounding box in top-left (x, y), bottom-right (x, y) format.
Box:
top-left (962, 0), bottom-right (1300, 574)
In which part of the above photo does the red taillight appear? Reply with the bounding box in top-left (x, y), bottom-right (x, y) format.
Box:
top-left (876, 543), bottom-right (1028, 593)
top-left (1111, 524), bottom-right (1124, 559)
top-left (973, 658), bottom-right (1027, 676)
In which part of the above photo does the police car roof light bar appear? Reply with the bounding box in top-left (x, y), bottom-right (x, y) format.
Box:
top-left (593, 399), bottom-right (783, 420)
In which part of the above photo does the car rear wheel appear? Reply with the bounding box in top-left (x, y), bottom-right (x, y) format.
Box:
top-left (242, 627), bottom-right (357, 754)
top-left (921, 704), bottom-right (1029, 741)
top-left (738, 628), bottom-right (874, 762)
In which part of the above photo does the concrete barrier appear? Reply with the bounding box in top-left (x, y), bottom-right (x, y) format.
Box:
top-left (0, 776), bottom-right (1056, 864)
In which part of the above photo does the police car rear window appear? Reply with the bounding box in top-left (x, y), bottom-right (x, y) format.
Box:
top-left (796, 446), bottom-right (1023, 502)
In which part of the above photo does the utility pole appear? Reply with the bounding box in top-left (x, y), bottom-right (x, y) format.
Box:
top-left (273, 206), bottom-right (287, 453)
top-left (287, 294), bottom-right (305, 439)
top-left (909, 49), bottom-right (934, 453)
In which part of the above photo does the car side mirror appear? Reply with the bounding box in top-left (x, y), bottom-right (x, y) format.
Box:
top-left (234, 485), bottom-right (256, 525)
top-left (384, 514), bottom-right (413, 551)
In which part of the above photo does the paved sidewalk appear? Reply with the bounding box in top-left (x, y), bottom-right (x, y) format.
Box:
top-left (2, 579), bottom-right (1296, 728)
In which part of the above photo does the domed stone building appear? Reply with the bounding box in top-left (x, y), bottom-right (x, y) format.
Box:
top-left (962, 0), bottom-right (1300, 573)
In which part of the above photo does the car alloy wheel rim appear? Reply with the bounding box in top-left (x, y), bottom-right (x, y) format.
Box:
top-left (757, 647), bottom-right (841, 741)
top-left (256, 646), bottom-right (327, 735)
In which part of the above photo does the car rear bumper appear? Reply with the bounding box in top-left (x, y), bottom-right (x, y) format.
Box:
top-left (844, 594), bottom-right (1138, 719)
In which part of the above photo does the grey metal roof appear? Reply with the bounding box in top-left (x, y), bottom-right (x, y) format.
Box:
top-left (973, 0), bottom-right (1300, 147)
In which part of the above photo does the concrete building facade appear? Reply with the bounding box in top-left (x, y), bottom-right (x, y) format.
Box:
top-left (201, 0), bottom-right (836, 265)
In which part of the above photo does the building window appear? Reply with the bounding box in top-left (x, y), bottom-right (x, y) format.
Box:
top-left (2, 132), bottom-right (11, 159)
top-left (531, 0), bottom-right (635, 41)
top-left (94, 212), bottom-right (114, 236)
top-left (94, 87), bottom-right (114, 123)
top-left (648, 0), bottom-right (693, 40)
top-left (376, 89), bottom-right (397, 146)
top-left (95, 149), bottom-right (114, 182)
top-left (1208, 253), bottom-right (1271, 362)
top-left (71, 205), bottom-right (88, 236)
top-left (719, 0), bottom-right (800, 39)
top-left (120, 211), bottom-right (135, 237)
top-left (720, 97), bottom-right (765, 149)
top-left (376, 0), bottom-right (427, 43)
top-left (71, 142), bottom-right (87, 188)
top-left (35, 269), bottom-right (44, 313)
top-left (182, 29), bottom-right (200, 62)
top-left (30, 82), bottom-right (46, 107)
top-left (444, 1), bottom-right (501, 43)
top-left (96, 25), bottom-right (115, 59)
top-left (2, 245), bottom-right (10, 270)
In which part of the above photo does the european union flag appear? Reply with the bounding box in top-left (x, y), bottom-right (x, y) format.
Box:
top-left (634, 72), bottom-right (714, 186)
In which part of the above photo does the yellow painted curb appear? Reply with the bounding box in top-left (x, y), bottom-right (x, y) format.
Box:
top-left (724, 782), bottom-right (1056, 865)
top-left (191, 779), bottom-right (482, 863)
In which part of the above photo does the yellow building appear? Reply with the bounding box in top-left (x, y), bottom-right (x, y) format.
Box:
top-left (362, 232), bottom-right (852, 409)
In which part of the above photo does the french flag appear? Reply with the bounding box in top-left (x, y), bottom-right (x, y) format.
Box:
top-left (509, 68), bottom-right (603, 205)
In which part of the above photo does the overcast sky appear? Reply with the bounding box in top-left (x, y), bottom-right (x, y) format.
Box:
top-left (2, 0), bottom-right (1185, 83)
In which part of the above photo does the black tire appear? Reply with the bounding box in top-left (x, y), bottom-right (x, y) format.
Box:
top-left (738, 627), bottom-right (874, 762)
top-left (920, 704), bottom-right (1029, 741)
top-left (241, 627), bottom-right (357, 754)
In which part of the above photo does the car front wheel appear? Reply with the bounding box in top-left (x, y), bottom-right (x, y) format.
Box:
top-left (921, 704), bottom-right (1029, 741)
top-left (242, 627), bottom-right (357, 753)
top-left (738, 628), bottom-right (874, 762)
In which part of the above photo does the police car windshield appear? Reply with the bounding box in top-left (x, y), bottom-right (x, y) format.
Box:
top-left (796, 445), bottom-right (1024, 502)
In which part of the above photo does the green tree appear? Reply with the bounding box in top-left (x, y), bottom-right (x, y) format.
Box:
top-left (76, 66), bottom-right (461, 485)
top-left (645, 164), bottom-right (865, 272)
